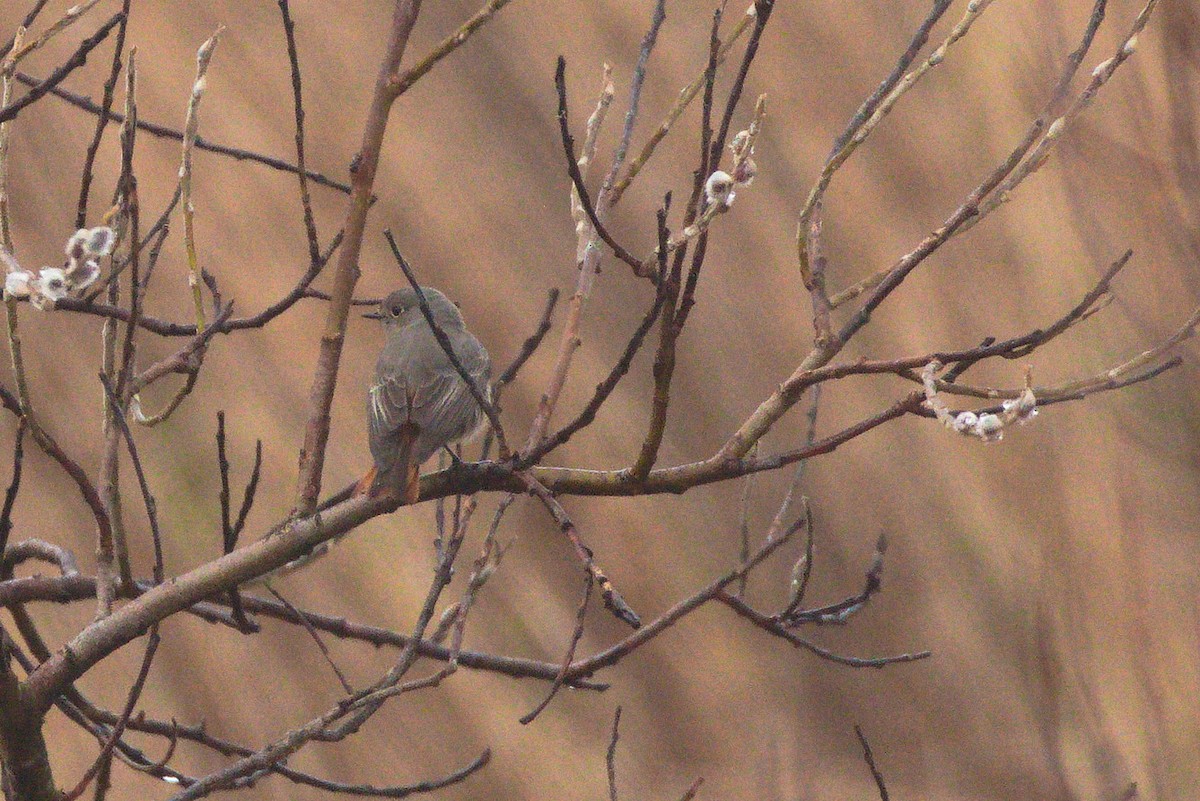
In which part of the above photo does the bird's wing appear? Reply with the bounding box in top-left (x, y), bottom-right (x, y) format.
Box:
top-left (407, 367), bottom-right (487, 463)
top-left (370, 326), bottom-right (492, 467)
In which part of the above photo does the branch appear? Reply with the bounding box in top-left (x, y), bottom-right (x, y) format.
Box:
top-left (855, 725), bottom-right (890, 801)
top-left (0, 12), bottom-right (125, 124)
top-left (717, 592), bottom-right (931, 668)
top-left (276, 0), bottom-right (321, 267)
top-left (393, 0), bottom-right (519, 95)
top-left (13, 72), bottom-right (352, 193)
top-left (553, 57), bottom-right (649, 280)
top-left (294, 0), bottom-right (426, 513)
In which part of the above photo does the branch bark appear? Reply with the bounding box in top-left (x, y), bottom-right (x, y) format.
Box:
top-left (293, 0), bottom-right (424, 514)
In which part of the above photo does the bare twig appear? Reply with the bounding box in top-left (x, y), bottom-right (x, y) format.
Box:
top-left (99, 375), bottom-right (164, 584)
top-left (609, 3), bottom-right (757, 204)
top-left (855, 724), bottom-right (889, 801)
top-left (63, 627), bottom-right (161, 801)
top-left (553, 58), bottom-right (648, 280)
top-left (518, 471), bottom-right (639, 628)
top-left (676, 777), bottom-right (705, 801)
top-left (0, 12), bottom-right (125, 125)
top-left (275, 0), bottom-right (321, 272)
top-left (606, 706), bottom-right (621, 801)
top-left (717, 591), bottom-right (931, 668)
top-left (564, 516), bottom-right (798, 681)
top-left (519, 238), bottom-right (669, 466)
top-left (74, 0), bottom-right (130, 229)
top-left (179, 28), bottom-right (222, 334)
top-left (0, 418), bottom-right (24, 558)
top-left (519, 569), bottom-right (592, 724)
top-left (493, 288), bottom-right (559, 392)
top-left (216, 411), bottom-right (259, 631)
top-left (15, 71), bottom-right (351, 192)
top-left (393, 0), bottom-right (519, 95)
top-left (265, 583), bottom-right (353, 695)
top-left (0, 1), bottom-right (51, 62)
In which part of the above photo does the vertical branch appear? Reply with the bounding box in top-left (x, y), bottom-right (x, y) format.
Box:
top-left (75, 0), bottom-right (131, 228)
top-left (217, 412), bottom-right (260, 631)
top-left (606, 706), bottom-right (622, 801)
top-left (100, 49), bottom-right (140, 603)
top-left (0, 26), bottom-right (24, 252)
top-left (294, 0), bottom-right (426, 514)
top-left (609, 4), bottom-right (757, 205)
top-left (1, 300), bottom-right (113, 610)
top-left (526, 0), bottom-right (665, 453)
top-left (629, 183), bottom-right (684, 480)
top-left (524, 60), bottom-right (614, 453)
top-left (605, 0), bottom-right (666, 194)
top-left (276, 0), bottom-right (321, 266)
top-left (0, 630), bottom-right (58, 801)
top-left (179, 29), bottom-right (222, 334)
top-left (0, 418), bottom-right (24, 557)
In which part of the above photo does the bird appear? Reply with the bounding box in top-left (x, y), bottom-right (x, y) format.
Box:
top-left (357, 286), bottom-right (491, 502)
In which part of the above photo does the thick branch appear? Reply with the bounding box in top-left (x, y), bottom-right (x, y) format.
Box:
top-left (294, 0), bottom-right (424, 513)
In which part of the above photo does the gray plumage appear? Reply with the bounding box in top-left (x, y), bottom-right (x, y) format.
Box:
top-left (367, 287), bottom-right (491, 492)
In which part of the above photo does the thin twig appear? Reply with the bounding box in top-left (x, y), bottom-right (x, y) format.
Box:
top-left (276, 0), bottom-right (321, 267)
top-left (265, 583), bottom-right (354, 695)
top-left (216, 412), bottom-right (258, 631)
top-left (676, 777), bottom-right (704, 801)
top-left (385, 230), bottom-right (509, 459)
top-left (564, 516), bottom-right (798, 680)
top-left (518, 471), bottom-right (640, 628)
top-left (553, 58), bottom-right (649, 280)
top-left (0, 419), bottom-right (24, 558)
top-left (15, 71), bottom-right (351, 192)
top-left (519, 239), bottom-right (668, 466)
top-left (605, 0), bottom-right (666, 193)
top-left (606, 706), bottom-right (621, 801)
top-left (63, 627), bottom-right (161, 801)
top-left (519, 569), bottom-right (592, 724)
top-left (99, 375), bottom-right (164, 583)
top-left (0, 12), bottom-right (125, 125)
top-left (0, 1), bottom-right (51, 62)
top-left (493, 287), bottom-right (558, 392)
top-left (717, 591), bottom-right (931, 668)
top-left (609, 3), bottom-right (757, 204)
top-left (74, 0), bottom-right (131, 229)
top-left (179, 28), bottom-right (223, 334)
top-left (393, 0), bottom-right (519, 95)
top-left (855, 724), bottom-right (889, 801)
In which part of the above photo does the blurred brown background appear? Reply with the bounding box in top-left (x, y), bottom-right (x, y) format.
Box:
top-left (2, 0), bottom-right (1198, 798)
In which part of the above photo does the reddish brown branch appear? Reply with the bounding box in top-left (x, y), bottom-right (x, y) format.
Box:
top-left (294, 0), bottom-right (425, 514)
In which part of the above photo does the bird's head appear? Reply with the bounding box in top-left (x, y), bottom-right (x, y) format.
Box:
top-left (364, 286), bottom-right (464, 330)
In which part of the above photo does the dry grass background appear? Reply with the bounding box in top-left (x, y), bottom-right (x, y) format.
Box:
top-left (2, 0), bottom-right (1198, 799)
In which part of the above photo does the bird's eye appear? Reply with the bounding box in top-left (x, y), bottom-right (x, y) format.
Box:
top-left (390, 303), bottom-right (404, 316)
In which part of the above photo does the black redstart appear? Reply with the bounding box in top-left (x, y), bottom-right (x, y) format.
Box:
top-left (358, 286), bottom-right (491, 501)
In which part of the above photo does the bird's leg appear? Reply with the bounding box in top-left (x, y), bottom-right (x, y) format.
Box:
top-left (441, 443), bottom-right (467, 467)
top-left (354, 466), bottom-right (378, 498)
top-left (402, 463), bottom-right (421, 504)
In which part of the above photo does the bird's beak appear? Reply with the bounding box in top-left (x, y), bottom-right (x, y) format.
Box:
top-left (362, 310), bottom-right (383, 320)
